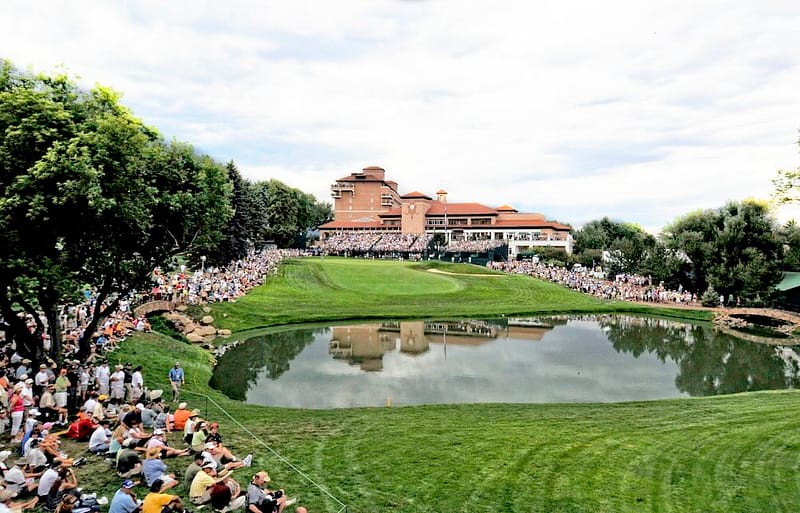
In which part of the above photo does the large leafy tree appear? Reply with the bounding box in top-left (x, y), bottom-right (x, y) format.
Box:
top-left (572, 217), bottom-right (658, 276)
top-left (0, 62), bottom-right (232, 358)
top-left (662, 200), bottom-right (781, 301)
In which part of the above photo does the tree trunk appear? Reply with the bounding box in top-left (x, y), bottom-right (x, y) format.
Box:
top-left (44, 305), bottom-right (62, 360)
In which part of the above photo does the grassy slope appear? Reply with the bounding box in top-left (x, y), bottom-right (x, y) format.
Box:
top-left (86, 333), bottom-right (800, 513)
top-left (69, 259), bottom-right (797, 513)
top-left (211, 258), bottom-right (713, 333)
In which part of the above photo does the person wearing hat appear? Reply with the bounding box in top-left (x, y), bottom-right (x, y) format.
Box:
top-left (109, 479), bottom-right (141, 513)
top-left (190, 421), bottom-right (209, 453)
top-left (145, 429), bottom-right (188, 458)
top-left (172, 403), bottom-right (191, 432)
top-left (142, 447), bottom-right (178, 493)
top-left (95, 360), bottom-right (111, 397)
top-left (246, 471), bottom-right (290, 513)
top-left (15, 359), bottom-right (31, 381)
top-left (168, 363), bottom-right (184, 403)
top-left (201, 442), bottom-right (249, 472)
top-left (19, 378), bottom-right (35, 409)
top-left (142, 479), bottom-right (181, 513)
top-left (110, 365), bottom-right (126, 404)
top-left (38, 384), bottom-right (62, 424)
top-left (3, 453), bottom-right (38, 497)
top-left (0, 486), bottom-right (38, 512)
top-left (182, 410), bottom-right (202, 445)
top-left (189, 461), bottom-right (235, 506)
top-left (34, 364), bottom-right (49, 397)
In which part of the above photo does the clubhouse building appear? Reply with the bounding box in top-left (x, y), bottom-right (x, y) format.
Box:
top-left (319, 166), bottom-right (573, 256)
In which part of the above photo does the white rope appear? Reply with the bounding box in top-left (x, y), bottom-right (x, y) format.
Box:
top-left (175, 388), bottom-right (349, 513)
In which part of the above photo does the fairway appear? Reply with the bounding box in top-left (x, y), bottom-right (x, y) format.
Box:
top-left (212, 258), bottom-right (710, 333)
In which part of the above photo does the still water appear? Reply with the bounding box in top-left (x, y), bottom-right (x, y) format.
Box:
top-left (210, 315), bottom-right (800, 409)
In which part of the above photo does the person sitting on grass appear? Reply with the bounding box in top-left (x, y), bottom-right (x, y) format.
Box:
top-left (116, 446), bottom-right (143, 479)
top-left (2, 457), bottom-right (39, 497)
top-left (183, 453), bottom-right (205, 491)
top-left (0, 487), bottom-right (38, 512)
top-left (201, 442), bottom-right (251, 472)
top-left (153, 406), bottom-right (170, 434)
top-left (141, 448), bottom-right (178, 493)
top-left (144, 429), bottom-right (189, 458)
top-left (142, 480), bottom-right (181, 513)
top-left (189, 462), bottom-right (236, 506)
top-left (246, 471), bottom-right (289, 513)
top-left (89, 419), bottom-right (112, 454)
top-left (109, 479), bottom-right (141, 513)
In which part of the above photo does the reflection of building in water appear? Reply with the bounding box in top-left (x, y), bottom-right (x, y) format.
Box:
top-left (329, 325), bottom-right (396, 371)
top-left (505, 317), bottom-right (566, 340)
top-left (330, 320), bottom-right (503, 371)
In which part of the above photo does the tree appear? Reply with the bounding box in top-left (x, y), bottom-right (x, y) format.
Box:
top-left (0, 63), bottom-right (232, 358)
top-left (572, 217), bottom-right (657, 276)
top-left (663, 201), bottom-right (781, 301)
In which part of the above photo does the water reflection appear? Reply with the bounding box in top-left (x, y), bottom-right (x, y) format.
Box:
top-left (211, 315), bottom-right (800, 408)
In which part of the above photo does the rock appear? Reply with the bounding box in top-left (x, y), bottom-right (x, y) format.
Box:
top-left (201, 315), bottom-right (214, 325)
top-left (202, 335), bottom-right (217, 343)
top-left (192, 325), bottom-right (217, 337)
top-left (202, 306), bottom-right (211, 313)
top-left (181, 321), bottom-right (197, 334)
top-left (176, 305), bottom-right (188, 312)
top-left (186, 333), bottom-right (205, 343)
top-left (217, 329), bottom-right (232, 337)
top-left (222, 313), bottom-right (228, 318)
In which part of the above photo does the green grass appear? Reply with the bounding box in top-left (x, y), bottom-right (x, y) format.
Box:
top-left (67, 258), bottom-right (795, 513)
top-left (64, 333), bottom-right (800, 513)
top-left (210, 258), bottom-right (714, 332)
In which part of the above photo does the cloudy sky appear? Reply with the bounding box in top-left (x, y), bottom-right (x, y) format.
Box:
top-left (2, 1), bottom-right (799, 231)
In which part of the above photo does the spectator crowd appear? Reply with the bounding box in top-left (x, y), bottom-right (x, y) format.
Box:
top-left (488, 260), bottom-right (697, 305)
top-left (0, 250), bottom-right (314, 513)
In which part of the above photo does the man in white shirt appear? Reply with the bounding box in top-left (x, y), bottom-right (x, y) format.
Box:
top-left (36, 464), bottom-right (59, 500)
top-left (34, 364), bottom-right (50, 396)
top-left (110, 365), bottom-right (126, 403)
top-left (89, 419), bottom-right (112, 454)
top-left (95, 361), bottom-right (111, 396)
top-left (83, 394), bottom-right (98, 416)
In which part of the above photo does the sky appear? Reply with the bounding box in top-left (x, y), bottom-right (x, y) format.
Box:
top-left (2, 1), bottom-right (800, 232)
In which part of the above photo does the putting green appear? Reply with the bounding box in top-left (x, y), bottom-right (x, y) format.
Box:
top-left (321, 258), bottom-right (464, 295)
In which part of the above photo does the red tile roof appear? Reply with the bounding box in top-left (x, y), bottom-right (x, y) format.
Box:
top-left (319, 220), bottom-right (386, 229)
top-left (492, 219), bottom-right (571, 230)
top-left (400, 191), bottom-right (432, 199)
top-left (426, 202), bottom-right (498, 215)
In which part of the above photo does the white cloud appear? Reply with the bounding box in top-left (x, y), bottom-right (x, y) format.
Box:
top-left (1, 0), bottom-right (799, 230)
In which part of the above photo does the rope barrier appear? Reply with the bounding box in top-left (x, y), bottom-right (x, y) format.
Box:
top-left (152, 383), bottom-right (349, 513)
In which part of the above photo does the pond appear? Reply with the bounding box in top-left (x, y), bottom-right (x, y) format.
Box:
top-left (210, 315), bottom-right (800, 409)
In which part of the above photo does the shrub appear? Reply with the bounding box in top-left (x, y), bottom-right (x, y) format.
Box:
top-left (701, 286), bottom-right (720, 307)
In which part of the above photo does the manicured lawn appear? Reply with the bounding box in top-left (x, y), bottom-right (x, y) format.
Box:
top-left (70, 333), bottom-right (800, 513)
top-left (210, 258), bottom-right (713, 332)
top-left (67, 258), bottom-right (790, 513)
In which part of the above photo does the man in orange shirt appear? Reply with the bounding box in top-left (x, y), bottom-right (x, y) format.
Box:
top-left (172, 403), bottom-right (191, 431)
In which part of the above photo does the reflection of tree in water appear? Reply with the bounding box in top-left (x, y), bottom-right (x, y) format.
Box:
top-left (210, 329), bottom-right (316, 400)
top-left (600, 316), bottom-right (800, 396)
